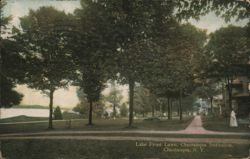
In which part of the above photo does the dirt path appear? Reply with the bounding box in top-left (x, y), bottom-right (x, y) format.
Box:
top-left (178, 115), bottom-right (226, 134)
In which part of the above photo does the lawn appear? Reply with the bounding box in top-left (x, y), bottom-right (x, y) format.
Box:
top-left (0, 116), bottom-right (194, 134)
top-left (0, 115), bottom-right (48, 123)
top-left (12, 105), bottom-right (49, 109)
top-left (1, 139), bottom-right (249, 159)
top-left (201, 115), bottom-right (250, 133)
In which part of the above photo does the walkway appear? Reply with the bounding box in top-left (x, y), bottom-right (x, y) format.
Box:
top-left (177, 115), bottom-right (229, 134)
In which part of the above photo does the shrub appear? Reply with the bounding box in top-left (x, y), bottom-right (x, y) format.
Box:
top-left (54, 106), bottom-right (63, 120)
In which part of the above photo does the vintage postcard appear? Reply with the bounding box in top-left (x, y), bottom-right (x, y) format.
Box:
top-left (0, 0), bottom-right (249, 158)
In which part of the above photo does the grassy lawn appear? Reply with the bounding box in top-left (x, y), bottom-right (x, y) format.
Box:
top-left (1, 139), bottom-right (249, 159)
top-left (0, 116), bottom-right (194, 134)
top-left (12, 105), bottom-right (49, 109)
top-left (0, 115), bottom-right (48, 123)
top-left (201, 115), bottom-right (250, 133)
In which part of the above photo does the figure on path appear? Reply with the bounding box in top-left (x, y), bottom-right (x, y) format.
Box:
top-left (230, 110), bottom-right (238, 127)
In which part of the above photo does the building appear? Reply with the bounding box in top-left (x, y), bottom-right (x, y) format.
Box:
top-left (231, 76), bottom-right (250, 117)
top-left (227, 64), bottom-right (250, 118)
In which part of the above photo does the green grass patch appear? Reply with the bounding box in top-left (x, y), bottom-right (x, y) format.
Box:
top-left (0, 115), bottom-right (48, 123)
top-left (202, 115), bottom-right (250, 133)
top-left (0, 116), bottom-right (194, 134)
top-left (12, 105), bottom-right (49, 109)
top-left (1, 139), bottom-right (249, 159)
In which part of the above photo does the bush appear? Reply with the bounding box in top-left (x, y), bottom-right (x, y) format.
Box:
top-left (73, 102), bottom-right (104, 118)
top-left (54, 106), bottom-right (63, 120)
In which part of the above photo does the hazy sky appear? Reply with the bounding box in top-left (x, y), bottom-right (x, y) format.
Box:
top-left (3, 0), bottom-right (249, 108)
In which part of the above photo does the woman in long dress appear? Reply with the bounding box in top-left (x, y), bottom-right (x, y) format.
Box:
top-left (230, 110), bottom-right (238, 127)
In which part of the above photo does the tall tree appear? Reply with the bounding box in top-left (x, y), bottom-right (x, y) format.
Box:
top-left (17, 7), bottom-right (75, 129)
top-left (72, 0), bottom-right (115, 125)
top-left (0, 0), bottom-right (24, 108)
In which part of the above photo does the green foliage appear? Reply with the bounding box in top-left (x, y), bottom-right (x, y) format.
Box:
top-left (144, 23), bottom-right (207, 99)
top-left (134, 85), bottom-right (158, 117)
top-left (0, 2), bottom-right (23, 108)
top-left (174, 0), bottom-right (250, 21)
top-left (18, 7), bottom-right (75, 92)
top-left (120, 103), bottom-right (128, 117)
top-left (53, 106), bottom-right (63, 120)
top-left (193, 81), bottom-right (221, 100)
top-left (0, 75), bottom-right (23, 108)
top-left (73, 101), bottom-right (104, 118)
top-left (207, 25), bottom-right (249, 72)
top-left (104, 81), bottom-right (123, 118)
top-left (73, 102), bottom-right (88, 116)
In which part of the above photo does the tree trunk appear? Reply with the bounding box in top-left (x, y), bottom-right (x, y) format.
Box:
top-left (48, 89), bottom-right (55, 129)
top-left (88, 100), bottom-right (93, 125)
top-left (113, 104), bottom-right (116, 119)
top-left (179, 89), bottom-right (183, 121)
top-left (128, 78), bottom-right (135, 127)
top-left (152, 105), bottom-right (155, 117)
top-left (170, 99), bottom-right (173, 120)
top-left (226, 77), bottom-right (233, 111)
top-left (167, 97), bottom-right (170, 120)
top-left (210, 96), bottom-right (213, 114)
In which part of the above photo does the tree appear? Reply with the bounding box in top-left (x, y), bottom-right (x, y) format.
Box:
top-left (205, 25), bottom-right (249, 113)
top-left (134, 85), bottom-right (158, 118)
top-left (54, 106), bottom-right (63, 120)
top-left (72, 1), bottom-right (115, 125)
top-left (0, 1), bottom-right (24, 108)
top-left (73, 88), bottom-right (104, 118)
top-left (97, 0), bottom-right (178, 127)
top-left (104, 81), bottom-right (123, 118)
top-left (144, 23), bottom-right (207, 120)
top-left (17, 7), bottom-right (75, 129)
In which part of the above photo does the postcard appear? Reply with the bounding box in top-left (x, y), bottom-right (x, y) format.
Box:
top-left (0, 0), bottom-right (249, 158)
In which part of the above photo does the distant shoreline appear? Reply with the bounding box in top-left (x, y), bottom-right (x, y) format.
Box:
top-left (10, 105), bottom-right (70, 110)
top-left (12, 105), bottom-right (49, 109)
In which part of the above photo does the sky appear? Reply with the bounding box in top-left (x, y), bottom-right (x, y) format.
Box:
top-left (3, 0), bottom-right (249, 108)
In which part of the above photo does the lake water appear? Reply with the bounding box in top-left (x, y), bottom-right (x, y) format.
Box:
top-left (0, 108), bottom-right (50, 119)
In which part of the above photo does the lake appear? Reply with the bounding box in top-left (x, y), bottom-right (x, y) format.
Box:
top-left (0, 108), bottom-right (50, 119)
